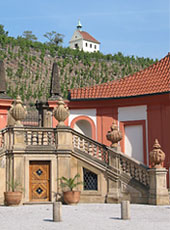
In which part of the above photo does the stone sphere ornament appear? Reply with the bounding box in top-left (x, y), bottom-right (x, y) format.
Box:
top-left (106, 120), bottom-right (122, 148)
top-left (149, 139), bottom-right (165, 168)
top-left (53, 97), bottom-right (70, 126)
top-left (10, 95), bottom-right (27, 126)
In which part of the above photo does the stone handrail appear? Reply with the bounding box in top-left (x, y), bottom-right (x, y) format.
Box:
top-left (72, 129), bottom-right (109, 164)
top-left (118, 151), bottom-right (149, 186)
top-left (71, 129), bottom-right (149, 187)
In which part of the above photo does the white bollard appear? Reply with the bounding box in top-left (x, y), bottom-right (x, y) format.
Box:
top-left (121, 200), bottom-right (130, 220)
top-left (53, 202), bottom-right (62, 222)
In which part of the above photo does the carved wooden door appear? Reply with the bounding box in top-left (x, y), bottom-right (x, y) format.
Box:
top-left (29, 161), bottom-right (50, 201)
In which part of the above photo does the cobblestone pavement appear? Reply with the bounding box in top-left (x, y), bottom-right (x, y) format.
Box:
top-left (0, 203), bottom-right (170, 230)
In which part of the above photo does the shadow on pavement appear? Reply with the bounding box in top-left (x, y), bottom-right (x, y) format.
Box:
top-left (43, 219), bottom-right (54, 222)
top-left (109, 217), bottom-right (121, 220)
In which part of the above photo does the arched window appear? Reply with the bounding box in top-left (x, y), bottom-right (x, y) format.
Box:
top-left (70, 116), bottom-right (96, 140)
top-left (74, 120), bottom-right (92, 138)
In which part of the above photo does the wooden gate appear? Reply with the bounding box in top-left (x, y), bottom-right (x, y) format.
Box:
top-left (29, 161), bottom-right (50, 202)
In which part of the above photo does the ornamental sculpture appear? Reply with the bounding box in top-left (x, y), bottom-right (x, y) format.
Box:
top-left (53, 97), bottom-right (69, 126)
top-left (10, 95), bottom-right (27, 126)
top-left (106, 120), bottom-right (122, 148)
top-left (149, 139), bottom-right (165, 168)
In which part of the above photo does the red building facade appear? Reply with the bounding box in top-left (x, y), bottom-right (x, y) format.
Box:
top-left (68, 53), bottom-right (170, 187)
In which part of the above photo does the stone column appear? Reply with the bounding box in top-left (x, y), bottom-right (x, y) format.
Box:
top-left (106, 150), bottom-right (120, 203)
top-left (55, 127), bottom-right (73, 193)
top-left (148, 168), bottom-right (169, 205)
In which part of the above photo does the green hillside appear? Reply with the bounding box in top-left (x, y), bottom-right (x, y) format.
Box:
top-left (0, 34), bottom-right (158, 104)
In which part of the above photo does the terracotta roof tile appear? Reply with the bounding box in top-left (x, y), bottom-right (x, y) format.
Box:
top-left (79, 31), bottom-right (100, 44)
top-left (69, 53), bottom-right (170, 100)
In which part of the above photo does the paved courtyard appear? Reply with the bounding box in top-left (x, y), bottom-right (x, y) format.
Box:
top-left (0, 203), bottom-right (170, 230)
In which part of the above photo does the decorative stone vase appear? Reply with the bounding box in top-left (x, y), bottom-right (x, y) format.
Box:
top-left (10, 96), bottom-right (27, 126)
top-left (149, 139), bottom-right (165, 168)
top-left (106, 120), bottom-right (122, 148)
top-left (63, 191), bottom-right (81, 205)
top-left (53, 97), bottom-right (69, 126)
top-left (4, 191), bottom-right (22, 206)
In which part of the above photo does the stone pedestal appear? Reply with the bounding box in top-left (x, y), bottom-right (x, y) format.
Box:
top-left (13, 127), bottom-right (26, 150)
top-left (149, 168), bottom-right (169, 205)
top-left (107, 179), bottom-right (120, 203)
top-left (106, 150), bottom-right (120, 203)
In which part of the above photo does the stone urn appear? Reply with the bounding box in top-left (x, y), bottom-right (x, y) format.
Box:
top-left (106, 120), bottom-right (122, 148)
top-left (149, 139), bottom-right (165, 168)
top-left (10, 96), bottom-right (27, 126)
top-left (53, 97), bottom-right (69, 126)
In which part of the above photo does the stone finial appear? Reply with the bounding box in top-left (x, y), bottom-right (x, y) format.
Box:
top-left (0, 60), bottom-right (7, 93)
top-left (53, 97), bottom-right (69, 126)
top-left (49, 62), bottom-right (61, 100)
top-left (10, 96), bottom-right (27, 126)
top-left (106, 120), bottom-right (122, 148)
top-left (149, 139), bottom-right (165, 168)
top-left (7, 103), bottom-right (16, 126)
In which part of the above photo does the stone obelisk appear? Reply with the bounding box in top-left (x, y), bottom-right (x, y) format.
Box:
top-left (0, 60), bottom-right (7, 94)
top-left (49, 62), bottom-right (61, 100)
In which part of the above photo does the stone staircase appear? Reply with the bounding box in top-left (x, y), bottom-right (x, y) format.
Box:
top-left (0, 126), bottom-right (169, 205)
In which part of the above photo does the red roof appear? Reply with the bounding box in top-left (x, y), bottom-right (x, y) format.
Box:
top-left (69, 53), bottom-right (170, 100)
top-left (79, 31), bottom-right (100, 44)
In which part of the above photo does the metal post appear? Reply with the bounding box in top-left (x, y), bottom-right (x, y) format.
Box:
top-left (121, 200), bottom-right (130, 220)
top-left (53, 202), bottom-right (62, 222)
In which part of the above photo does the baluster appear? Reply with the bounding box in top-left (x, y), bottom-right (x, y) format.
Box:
top-left (74, 135), bottom-right (78, 149)
top-left (126, 161), bottom-right (130, 174)
top-left (27, 131), bottom-right (32, 145)
top-left (43, 132), bottom-right (48, 145)
top-left (84, 140), bottom-right (89, 154)
top-left (93, 145), bottom-right (97, 157)
top-left (134, 167), bottom-right (139, 181)
top-left (51, 131), bottom-right (55, 145)
top-left (130, 164), bottom-right (135, 178)
top-left (79, 138), bottom-right (84, 150)
top-left (120, 158), bottom-right (126, 172)
top-left (98, 147), bottom-right (102, 160)
top-left (139, 168), bottom-right (143, 183)
top-left (38, 131), bottom-right (43, 145)
top-left (32, 131), bottom-right (37, 145)
top-left (88, 143), bottom-right (93, 156)
top-left (47, 132), bottom-right (52, 145)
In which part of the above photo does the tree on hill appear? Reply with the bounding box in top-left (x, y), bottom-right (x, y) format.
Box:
top-left (22, 31), bottom-right (37, 42)
top-left (0, 24), bottom-right (8, 36)
top-left (44, 31), bottom-right (64, 46)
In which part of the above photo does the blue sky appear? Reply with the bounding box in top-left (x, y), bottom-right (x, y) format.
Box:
top-left (0, 0), bottom-right (169, 60)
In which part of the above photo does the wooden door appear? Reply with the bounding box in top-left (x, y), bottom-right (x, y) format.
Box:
top-left (29, 161), bottom-right (50, 202)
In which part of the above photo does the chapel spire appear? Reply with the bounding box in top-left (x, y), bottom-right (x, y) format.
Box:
top-left (77, 19), bottom-right (82, 31)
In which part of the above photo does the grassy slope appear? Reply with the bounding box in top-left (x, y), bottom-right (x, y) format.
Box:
top-left (0, 35), bottom-right (157, 104)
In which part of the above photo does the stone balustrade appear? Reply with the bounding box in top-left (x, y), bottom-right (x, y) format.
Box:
top-left (119, 153), bottom-right (149, 186)
top-left (72, 130), bottom-right (109, 164)
top-left (24, 127), bottom-right (56, 146)
top-left (0, 126), bottom-right (149, 189)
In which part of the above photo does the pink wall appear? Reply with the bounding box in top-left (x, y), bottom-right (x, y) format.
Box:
top-left (0, 99), bottom-right (12, 129)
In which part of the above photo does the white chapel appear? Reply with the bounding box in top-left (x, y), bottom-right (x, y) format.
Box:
top-left (69, 20), bottom-right (100, 53)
